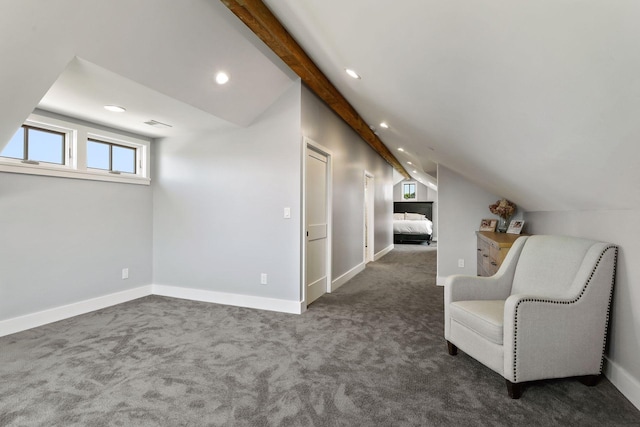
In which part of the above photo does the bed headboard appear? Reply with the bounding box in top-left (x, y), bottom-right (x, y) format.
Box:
top-left (394, 201), bottom-right (433, 221)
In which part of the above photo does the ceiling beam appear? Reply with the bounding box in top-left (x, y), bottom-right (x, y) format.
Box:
top-left (220, 0), bottom-right (411, 179)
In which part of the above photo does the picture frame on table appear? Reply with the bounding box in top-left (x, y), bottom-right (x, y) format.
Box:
top-left (507, 220), bottom-right (525, 234)
top-left (479, 218), bottom-right (497, 232)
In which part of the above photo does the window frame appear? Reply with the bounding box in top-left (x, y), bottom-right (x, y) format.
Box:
top-left (0, 112), bottom-right (150, 185)
top-left (402, 181), bottom-right (417, 201)
top-left (1, 121), bottom-right (73, 169)
top-left (87, 137), bottom-right (138, 175)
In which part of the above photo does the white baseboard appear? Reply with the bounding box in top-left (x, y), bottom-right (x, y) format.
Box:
top-left (0, 285), bottom-right (153, 338)
top-left (152, 285), bottom-right (304, 314)
top-left (374, 244), bottom-right (394, 261)
top-left (604, 356), bottom-right (640, 410)
top-left (436, 275), bottom-right (447, 286)
top-left (331, 262), bottom-right (365, 292)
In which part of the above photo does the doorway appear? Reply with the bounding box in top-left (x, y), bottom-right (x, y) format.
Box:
top-left (304, 139), bottom-right (332, 306)
top-left (364, 172), bottom-right (375, 263)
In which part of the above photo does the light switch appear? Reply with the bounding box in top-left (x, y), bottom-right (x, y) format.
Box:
top-left (284, 207), bottom-right (291, 219)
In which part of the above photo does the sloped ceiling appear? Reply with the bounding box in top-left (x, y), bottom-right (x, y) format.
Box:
top-left (3, 1), bottom-right (639, 213)
top-left (262, 0), bottom-right (640, 212)
top-left (0, 0), bottom-right (296, 144)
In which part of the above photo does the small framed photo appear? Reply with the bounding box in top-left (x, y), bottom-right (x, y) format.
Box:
top-left (507, 220), bottom-right (525, 234)
top-left (479, 218), bottom-right (497, 232)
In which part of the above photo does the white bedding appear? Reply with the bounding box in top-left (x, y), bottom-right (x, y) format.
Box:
top-left (393, 218), bottom-right (433, 235)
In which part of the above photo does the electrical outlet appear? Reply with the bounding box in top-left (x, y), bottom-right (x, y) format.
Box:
top-left (458, 259), bottom-right (465, 268)
top-left (122, 268), bottom-right (129, 279)
top-left (260, 273), bottom-right (268, 285)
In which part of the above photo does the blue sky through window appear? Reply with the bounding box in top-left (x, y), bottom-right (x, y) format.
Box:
top-left (28, 128), bottom-right (63, 164)
top-left (1, 127), bottom-right (63, 164)
top-left (113, 145), bottom-right (135, 173)
top-left (1, 128), bottom-right (25, 159)
top-left (87, 140), bottom-right (110, 170)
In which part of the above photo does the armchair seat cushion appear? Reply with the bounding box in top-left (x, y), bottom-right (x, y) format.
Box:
top-left (450, 300), bottom-right (505, 345)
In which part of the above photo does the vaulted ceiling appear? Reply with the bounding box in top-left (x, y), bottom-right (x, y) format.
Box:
top-left (258, 0), bottom-right (640, 212)
top-left (2, 0), bottom-right (639, 212)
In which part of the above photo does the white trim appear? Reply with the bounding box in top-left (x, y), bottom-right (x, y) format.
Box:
top-left (331, 262), bottom-right (365, 292)
top-left (604, 356), bottom-right (640, 410)
top-left (302, 137), bottom-right (333, 307)
top-left (374, 244), bottom-right (394, 261)
top-left (0, 162), bottom-right (151, 185)
top-left (0, 111), bottom-right (151, 185)
top-left (0, 286), bottom-right (153, 337)
top-left (152, 285), bottom-right (304, 314)
top-left (0, 284), bottom-right (307, 337)
top-left (402, 180), bottom-right (418, 201)
top-left (364, 171), bottom-right (375, 264)
top-left (437, 275), bottom-right (447, 286)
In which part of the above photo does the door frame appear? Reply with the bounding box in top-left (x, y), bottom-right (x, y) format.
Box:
top-left (364, 171), bottom-right (375, 263)
top-left (301, 137), bottom-right (333, 307)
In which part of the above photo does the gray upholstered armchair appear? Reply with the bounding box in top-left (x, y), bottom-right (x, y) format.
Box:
top-left (444, 235), bottom-right (618, 398)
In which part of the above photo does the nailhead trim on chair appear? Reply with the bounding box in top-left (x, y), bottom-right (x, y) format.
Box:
top-left (512, 245), bottom-right (618, 382)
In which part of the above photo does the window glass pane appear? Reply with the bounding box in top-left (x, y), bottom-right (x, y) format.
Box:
top-left (28, 128), bottom-right (64, 164)
top-left (112, 145), bottom-right (135, 174)
top-left (403, 183), bottom-right (416, 199)
top-left (87, 140), bottom-right (110, 170)
top-left (1, 128), bottom-right (25, 159)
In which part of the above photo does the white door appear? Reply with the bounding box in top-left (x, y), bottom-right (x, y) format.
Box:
top-left (306, 147), bottom-right (329, 305)
top-left (364, 173), bottom-right (374, 263)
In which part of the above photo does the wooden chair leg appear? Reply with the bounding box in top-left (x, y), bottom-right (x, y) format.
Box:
top-left (506, 380), bottom-right (522, 399)
top-left (447, 341), bottom-right (458, 356)
top-left (579, 374), bottom-right (601, 387)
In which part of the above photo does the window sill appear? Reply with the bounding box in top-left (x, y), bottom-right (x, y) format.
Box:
top-left (0, 162), bottom-right (150, 185)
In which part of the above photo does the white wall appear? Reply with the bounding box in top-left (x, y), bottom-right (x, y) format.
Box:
top-left (152, 82), bottom-right (302, 303)
top-left (393, 179), bottom-right (436, 202)
top-left (525, 209), bottom-right (640, 409)
top-left (0, 172), bottom-right (153, 321)
top-left (300, 86), bottom-right (394, 281)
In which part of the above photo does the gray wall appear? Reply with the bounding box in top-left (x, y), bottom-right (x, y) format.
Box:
top-left (0, 172), bottom-right (153, 320)
top-left (525, 209), bottom-right (640, 400)
top-left (152, 82), bottom-right (302, 302)
top-left (300, 86), bottom-right (394, 279)
top-left (437, 165), bottom-right (502, 281)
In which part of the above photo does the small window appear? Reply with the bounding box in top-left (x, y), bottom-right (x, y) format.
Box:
top-left (403, 182), bottom-right (417, 200)
top-left (1, 125), bottom-right (65, 165)
top-left (87, 139), bottom-right (136, 174)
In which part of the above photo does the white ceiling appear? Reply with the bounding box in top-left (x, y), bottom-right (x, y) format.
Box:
top-left (0, 0), bottom-right (296, 143)
top-left (38, 58), bottom-right (234, 139)
top-left (3, 0), bottom-right (640, 212)
top-left (263, 0), bottom-right (640, 212)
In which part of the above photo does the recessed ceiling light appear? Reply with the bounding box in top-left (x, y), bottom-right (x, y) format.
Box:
top-left (413, 170), bottom-right (417, 173)
top-left (215, 72), bottom-right (230, 85)
top-left (398, 148), bottom-right (404, 152)
top-left (379, 122), bottom-right (389, 129)
top-left (407, 161), bottom-right (412, 165)
top-left (104, 105), bottom-right (126, 113)
top-left (345, 68), bottom-right (361, 79)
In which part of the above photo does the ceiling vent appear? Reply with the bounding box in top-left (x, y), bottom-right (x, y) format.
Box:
top-left (144, 120), bottom-right (173, 128)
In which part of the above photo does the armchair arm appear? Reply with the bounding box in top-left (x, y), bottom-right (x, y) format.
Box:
top-left (502, 244), bottom-right (617, 383)
top-left (502, 292), bottom-right (611, 383)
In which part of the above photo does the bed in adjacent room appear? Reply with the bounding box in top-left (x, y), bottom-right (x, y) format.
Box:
top-left (393, 201), bottom-right (433, 244)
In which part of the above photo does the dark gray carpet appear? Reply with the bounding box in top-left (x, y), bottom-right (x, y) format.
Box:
top-left (1, 244), bottom-right (638, 426)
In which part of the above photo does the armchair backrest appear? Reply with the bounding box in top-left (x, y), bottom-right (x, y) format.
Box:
top-left (511, 235), bottom-right (602, 298)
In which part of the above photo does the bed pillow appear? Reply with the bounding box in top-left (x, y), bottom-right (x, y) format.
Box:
top-left (405, 212), bottom-right (426, 220)
top-left (393, 213), bottom-right (405, 220)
